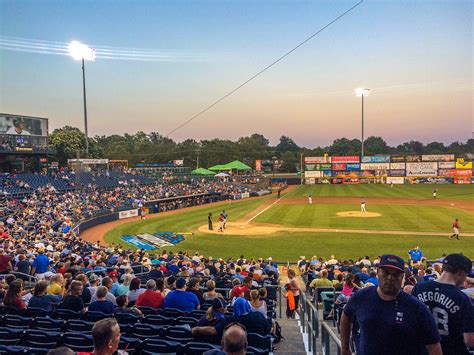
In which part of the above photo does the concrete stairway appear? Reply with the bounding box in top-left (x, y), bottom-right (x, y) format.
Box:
top-left (273, 317), bottom-right (308, 354)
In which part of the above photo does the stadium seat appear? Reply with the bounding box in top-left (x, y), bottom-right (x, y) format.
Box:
top-left (84, 311), bottom-right (111, 322)
top-left (23, 329), bottom-right (60, 349)
top-left (161, 308), bottom-right (186, 318)
top-left (174, 316), bottom-right (198, 327)
top-left (30, 317), bottom-right (65, 332)
top-left (115, 312), bottom-right (141, 325)
top-left (181, 341), bottom-right (220, 355)
top-left (53, 309), bottom-right (81, 320)
top-left (0, 327), bottom-right (23, 346)
top-left (139, 338), bottom-right (181, 355)
top-left (130, 323), bottom-right (165, 340)
top-left (142, 314), bottom-right (173, 326)
top-left (25, 307), bottom-right (49, 318)
top-left (117, 335), bottom-right (140, 354)
top-left (0, 345), bottom-right (27, 354)
top-left (137, 306), bottom-right (158, 316)
top-left (164, 326), bottom-right (193, 343)
top-left (2, 315), bottom-right (32, 330)
top-left (247, 333), bottom-right (274, 353)
top-left (61, 332), bottom-right (94, 352)
top-left (65, 319), bottom-right (94, 333)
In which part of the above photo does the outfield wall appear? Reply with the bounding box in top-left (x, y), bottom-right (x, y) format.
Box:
top-left (304, 155), bottom-right (473, 184)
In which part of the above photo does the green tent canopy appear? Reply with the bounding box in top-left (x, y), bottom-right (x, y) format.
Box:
top-left (191, 168), bottom-right (215, 175)
top-left (208, 164), bottom-right (227, 171)
top-left (224, 160), bottom-right (252, 171)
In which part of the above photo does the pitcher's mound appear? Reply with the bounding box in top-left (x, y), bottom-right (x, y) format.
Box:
top-left (337, 211), bottom-right (381, 218)
top-left (198, 222), bottom-right (280, 235)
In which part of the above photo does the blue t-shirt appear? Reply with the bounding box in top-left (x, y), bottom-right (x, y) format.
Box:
top-left (88, 300), bottom-right (114, 314)
top-left (365, 277), bottom-right (379, 286)
top-left (344, 286), bottom-right (440, 355)
top-left (409, 250), bottom-right (423, 262)
top-left (32, 254), bottom-right (49, 274)
top-left (412, 281), bottom-right (474, 355)
top-left (163, 290), bottom-right (199, 312)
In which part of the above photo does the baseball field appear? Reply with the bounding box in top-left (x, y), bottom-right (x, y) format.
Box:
top-left (98, 184), bottom-right (474, 261)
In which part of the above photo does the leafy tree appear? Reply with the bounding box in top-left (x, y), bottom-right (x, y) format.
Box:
top-left (276, 136), bottom-right (299, 154)
top-left (363, 136), bottom-right (390, 155)
top-left (425, 142), bottom-right (446, 154)
top-left (327, 138), bottom-right (361, 156)
top-left (49, 126), bottom-right (86, 165)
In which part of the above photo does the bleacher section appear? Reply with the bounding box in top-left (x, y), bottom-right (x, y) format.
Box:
top-left (16, 173), bottom-right (73, 191)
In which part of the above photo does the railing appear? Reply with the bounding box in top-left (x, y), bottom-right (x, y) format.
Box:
top-left (9, 271), bottom-right (38, 288)
top-left (321, 321), bottom-right (342, 355)
top-left (298, 290), bottom-right (319, 354)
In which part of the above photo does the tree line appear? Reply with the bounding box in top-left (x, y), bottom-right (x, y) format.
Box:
top-left (49, 126), bottom-right (473, 172)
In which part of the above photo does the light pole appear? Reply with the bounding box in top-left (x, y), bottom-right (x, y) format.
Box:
top-left (69, 41), bottom-right (96, 157)
top-left (355, 88), bottom-right (370, 157)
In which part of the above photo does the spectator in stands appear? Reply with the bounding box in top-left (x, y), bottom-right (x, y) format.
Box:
top-left (88, 286), bottom-right (115, 314)
top-left (0, 248), bottom-right (12, 275)
top-left (249, 289), bottom-right (267, 318)
top-left (197, 297), bottom-right (228, 327)
top-left (163, 277), bottom-right (200, 312)
top-left (148, 263), bottom-right (164, 279)
top-left (309, 269), bottom-right (333, 290)
top-left (74, 273), bottom-right (92, 304)
top-left (28, 280), bottom-right (61, 311)
top-left (47, 273), bottom-right (65, 296)
top-left (340, 254), bottom-right (442, 355)
top-left (3, 279), bottom-right (25, 310)
top-left (88, 273), bottom-right (100, 298)
top-left (463, 276), bottom-right (474, 301)
top-left (47, 347), bottom-right (74, 355)
top-left (90, 318), bottom-right (121, 355)
top-left (31, 249), bottom-right (50, 280)
top-left (136, 279), bottom-right (164, 309)
top-left (412, 254), bottom-right (474, 354)
top-left (203, 280), bottom-right (219, 301)
top-left (116, 274), bottom-right (133, 296)
top-left (351, 274), bottom-right (362, 293)
top-left (91, 277), bottom-right (117, 305)
top-left (114, 294), bottom-right (142, 316)
top-left (127, 277), bottom-right (145, 303)
top-left (14, 253), bottom-right (30, 276)
top-left (408, 245), bottom-right (424, 265)
top-left (59, 280), bottom-right (86, 313)
top-left (108, 271), bottom-right (120, 295)
top-left (188, 277), bottom-right (205, 305)
top-left (365, 270), bottom-right (378, 286)
top-left (240, 277), bottom-right (252, 301)
top-left (332, 273), bottom-right (344, 288)
top-left (204, 322), bottom-right (248, 355)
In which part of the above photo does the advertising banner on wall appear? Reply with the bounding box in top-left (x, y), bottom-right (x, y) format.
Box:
top-left (68, 159), bottom-right (109, 164)
top-left (406, 155), bottom-right (422, 162)
top-left (332, 156), bottom-right (360, 163)
top-left (320, 163), bottom-right (332, 170)
top-left (422, 154), bottom-right (455, 162)
top-left (255, 160), bottom-right (262, 171)
top-left (173, 160), bottom-right (184, 166)
top-left (362, 156), bottom-right (390, 163)
top-left (406, 162), bottom-right (438, 176)
top-left (305, 178), bottom-right (316, 185)
top-left (454, 177), bottom-right (471, 184)
top-left (332, 163), bottom-right (346, 170)
top-left (438, 161), bottom-right (455, 169)
top-left (119, 209), bottom-right (139, 219)
top-left (391, 155), bottom-right (406, 162)
top-left (390, 162), bottom-right (406, 170)
top-left (342, 178), bottom-right (360, 184)
top-left (322, 170), bottom-right (332, 177)
top-left (389, 169), bottom-right (406, 177)
top-left (305, 156), bottom-right (331, 163)
top-left (361, 163), bottom-right (390, 170)
top-left (305, 171), bottom-right (322, 178)
top-left (387, 177), bottom-right (405, 184)
top-left (455, 159), bottom-right (472, 170)
top-left (305, 164), bottom-right (316, 171)
top-left (346, 163), bottom-right (361, 171)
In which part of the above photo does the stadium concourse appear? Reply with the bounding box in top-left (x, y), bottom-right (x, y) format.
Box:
top-left (0, 171), bottom-right (472, 354)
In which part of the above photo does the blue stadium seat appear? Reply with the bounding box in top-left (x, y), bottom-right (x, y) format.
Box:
top-left (61, 333), bottom-right (94, 352)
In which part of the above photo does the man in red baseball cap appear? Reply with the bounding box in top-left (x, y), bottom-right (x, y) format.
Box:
top-left (340, 254), bottom-right (442, 355)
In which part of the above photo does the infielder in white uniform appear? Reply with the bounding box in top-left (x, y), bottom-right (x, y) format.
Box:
top-left (361, 197), bottom-right (366, 213)
top-left (308, 193), bottom-right (312, 204)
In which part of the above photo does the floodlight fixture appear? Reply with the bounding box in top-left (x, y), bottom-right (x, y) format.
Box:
top-left (355, 88), bottom-right (370, 97)
top-left (68, 40), bottom-right (96, 61)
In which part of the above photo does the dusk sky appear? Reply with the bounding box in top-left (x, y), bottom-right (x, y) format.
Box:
top-left (0, 0), bottom-right (472, 148)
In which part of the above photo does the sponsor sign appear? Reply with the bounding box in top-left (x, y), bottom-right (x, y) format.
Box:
top-left (406, 162), bottom-right (438, 176)
top-left (361, 163), bottom-right (390, 170)
top-left (241, 192), bottom-right (250, 199)
top-left (406, 155), bottom-right (422, 162)
top-left (389, 169), bottom-right (406, 177)
top-left (119, 209), bottom-right (139, 219)
top-left (68, 159), bottom-right (109, 164)
top-left (440, 169), bottom-right (472, 177)
top-left (438, 161), bottom-right (455, 169)
top-left (387, 177), bottom-right (405, 184)
top-left (346, 163), bottom-right (361, 171)
top-left (331, 178), bottom-right (343, 184)
top-left (422, 154), bottom-right (455, 162)
top-left (342, 178), bottom-right (360, 184)
top-left (320, 163), bottom-right (332, 170)
top-left (0, 114), bottom-right (48, 137)
top-left (332, 163), bottom-right (346, 171)
top-left (173, 159), bottom-right (184, 166)
top-left (362, 156), bottom-right (390, 163)
top-left (121, 235), bottom-right (155, 250)
top-left (305, 156), bottom-right (331, 163)
top-left (15, 147), bottom-right (33, 151)
top-left (305, 171), bottom-right (322, 178)
top-left (332, 156), bottom-right (360, 163)
top-left (305, 178), bottom-right (316, 185)
top-left (455, 158), bottom-right (472, 170)
top-left (305, 164), bottom-right (316, 171)
top-left (322, 170), bottom-right (332, 177)
top-left (391, 155), bottom-right (406, 162)
top-left (390, 162), bottom-right (406, 170)
top-left (454, 177), bottom-right (471, 184)
top-left (438, 169), bottom-right (451, 177)
top-left (255, 160), bottom-right (262, 171)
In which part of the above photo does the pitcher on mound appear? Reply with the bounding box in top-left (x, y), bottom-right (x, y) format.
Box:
top-left (361, 197), bottom-right (366, 213)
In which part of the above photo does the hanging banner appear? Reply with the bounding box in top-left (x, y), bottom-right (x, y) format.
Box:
top-left (422, 154), bottom-right (455, 162)
top-left (406, 162), bottom-right (438, 176)
top-left (391, 155), bottom-right (406, 162)
top-left (361, 163), bottom-right (390, 170)
top-left (332, 156), bottom-right (360, 163)
top-left (305, 156), bottom-right (331, 163)
top-left (389, 169), bottom-right (406, 177)
top-left (305, 171), bottom-right (322, 178)
top-left (438, 161), bottom-right (455, 169)
top-left (346, 163), bottom-right (361, 171)
top-left (405, 155), bottom-right (422, 162)
top-left (332, 163), bottom-right (347, 171)
top-left (362, 156), bottom-right (390, 163)
top-left (455, 158), bottom-right (472, 170)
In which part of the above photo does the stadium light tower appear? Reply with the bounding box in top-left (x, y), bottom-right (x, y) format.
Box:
top-left (69, 40), bottom-right (96, 157)
top-left (355, 88), bottom-right (370, 157)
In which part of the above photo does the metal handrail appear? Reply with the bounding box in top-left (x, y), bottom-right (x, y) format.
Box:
top-left (9, 271), bottom-right (38, 288)
top-left (298, 290), bottom-right (319, 354)
top-left (321, 321), bottom-right (342, 355)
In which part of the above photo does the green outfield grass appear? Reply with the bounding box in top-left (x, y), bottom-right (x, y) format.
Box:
top-left (104, 184), bottom-right (474, 260)
top-left (285, 184), bottom-right (474, 200)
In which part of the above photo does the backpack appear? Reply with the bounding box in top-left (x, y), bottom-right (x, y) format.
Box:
top-left (273, 320), bottom-right (284, 343)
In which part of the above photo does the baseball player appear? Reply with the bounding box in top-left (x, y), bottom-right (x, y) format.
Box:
top-left (432, 189), bottom-right (438, 199)
top-left (449, 219), bottom-right (460, 240)
top-left (308, 193), bottom-right (312, 204)
top-left (360, 197), bottom-right (366, 213)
